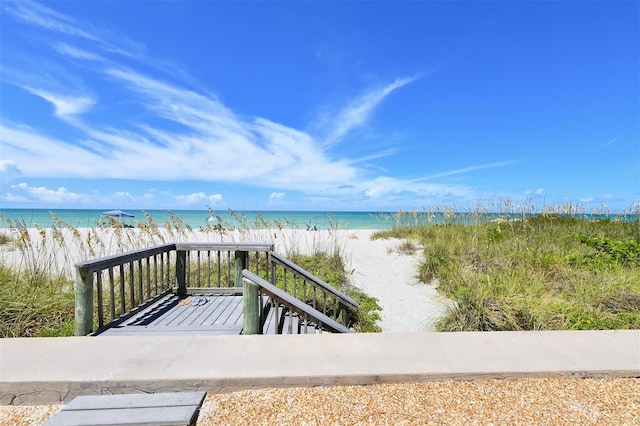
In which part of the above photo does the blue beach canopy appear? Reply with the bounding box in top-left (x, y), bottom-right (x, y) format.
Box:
top-left (102, 210), bottom-right (134, 218)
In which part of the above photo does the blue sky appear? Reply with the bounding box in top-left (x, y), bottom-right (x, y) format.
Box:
top-left (1, 1), bottom-right (638, 212)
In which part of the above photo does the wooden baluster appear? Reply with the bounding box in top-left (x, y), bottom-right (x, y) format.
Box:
top-left (96, 272), bottom-right (104, 329)
top-left (176, 249), bottom-right (187, 297)
top-left (129, 261), bottom-right (135, 309)
top-left (119, 264), bottom-right (126, 315)
top-left (108, 267), bottom-right (116, 321)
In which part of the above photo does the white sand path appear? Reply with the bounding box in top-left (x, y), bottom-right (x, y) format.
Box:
top-left (342, 230), bottom-right (453, 332)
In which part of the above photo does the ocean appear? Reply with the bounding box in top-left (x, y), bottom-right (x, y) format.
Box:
top-left (1, 208), bottom-right (635, 230)
top-left (0, 208), bottom-right (401, 230)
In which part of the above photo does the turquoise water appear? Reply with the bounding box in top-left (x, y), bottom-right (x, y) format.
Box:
top-left (0, 208), bottom-right (399, 230)
top-left (1, 208), bottom-right (636, 230)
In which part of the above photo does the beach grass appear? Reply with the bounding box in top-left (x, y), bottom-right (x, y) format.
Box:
top-left (0, 211), bottom-right (381, 337)
top-left (373, 202), bottom-right (640, 331)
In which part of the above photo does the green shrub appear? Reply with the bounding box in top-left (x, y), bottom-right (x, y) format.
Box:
top-left (384, 211), bottom-right (640, 332)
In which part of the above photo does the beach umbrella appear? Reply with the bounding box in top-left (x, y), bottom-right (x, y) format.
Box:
top-left (102, 210), bottom-right (135, 218)
top-left (102, 209), bottom-right (135, 226)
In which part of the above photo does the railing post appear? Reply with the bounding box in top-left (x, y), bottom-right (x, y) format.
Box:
top-left (234, 251), bottom-right (248, 287)
top-left (243, 277), bottom-right (260, 334)
top-left (74, 266), bottom-right (94, 336)
top-left (338, 304), bottom-right (347, 326)
top-left (176, 250), bottom-right (187, 297)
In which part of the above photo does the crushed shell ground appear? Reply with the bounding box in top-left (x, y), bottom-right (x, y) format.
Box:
top-left (1, 377), bottom-right (638, 425)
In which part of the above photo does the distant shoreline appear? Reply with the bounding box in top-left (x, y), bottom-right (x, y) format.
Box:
top-left (1, 207), bottom-right (637, 230)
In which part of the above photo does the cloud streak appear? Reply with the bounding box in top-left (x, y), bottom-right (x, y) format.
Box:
top-left (22, 87), bottom-right (95, 117)
top-left (322, 76), bottom-right (418, 148)
top-left (0, 1), bottom-right (496, 209)
top-left (419, 159), bottom-right (523, 180)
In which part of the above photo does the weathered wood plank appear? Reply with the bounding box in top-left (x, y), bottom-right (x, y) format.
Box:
top-left (208, 295), bottom-right (242, 325)
top-left (175, 242), bottom-right (273, 252)
top-left (175, 296), bottom-right (216, 327)
top-left (226, 296), bottom-right (245, 326)
top-left (46, 406), bottom-right (197, 426)
top-left (99, 326), bottom-right (242, 336)
top-left (45, 392), bottom-right (205, 426)
top-left (62, 392), bottom-right (206, 410)
top-left (94, 284), bottom-right (334, 336)
top-left (124, 294), bottom-right (178, 327)
top-left (187, 287), bottom-right (243, 295)
top-left (75, 244), bottom-right (176, 272)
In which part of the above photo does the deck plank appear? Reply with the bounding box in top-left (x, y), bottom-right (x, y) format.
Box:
top-left (96, 292), bottom-right (320, 336)
top-left (193, 294), bottom-right (235, 326)
top-left (44, 392), bottom-right (206, 426)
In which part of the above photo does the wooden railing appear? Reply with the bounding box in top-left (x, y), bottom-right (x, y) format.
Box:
top-left (173, 243), bottom-right (274, 290)
top-left (74, 242), bottom-right (358, 335)
top-left (75, 243), bottom-right (273, 335)
top-left (269, 252), bottom-right (359, 327)
top-left (74, 244), bottom-right (176, 336)
top-left (242, 270), bottom-right (352, 334)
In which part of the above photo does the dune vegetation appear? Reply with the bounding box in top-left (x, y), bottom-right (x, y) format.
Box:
top-left (373, 202), bottom-right (640, 331)
top-left (0, 212), bottom-right (381, 337)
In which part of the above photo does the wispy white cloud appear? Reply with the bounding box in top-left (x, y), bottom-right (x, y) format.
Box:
top-left (175, 192), bottom-right (223, 205)
top-left (2, 0), bottom-right (144, 58)
top-left (269, 192), bottom-right (285, 200)
top-left (53, 43), bottom-right (104, 61)
top-left (0, 2), bottom-right (478, 209)
top-left (0, 160), bottom-right (22, 184)
top-left (322, 76), bottom-right (418, 148)
top-left (23, 87), bottom-right (95, 117)
top-left (3, 0), bottom-right (100, 42)
top-left (601, 137), bottom-right (620, 148)
top-left (419, 159), bottom-right (522, 180)
top-left (527, 188), bottom-right (545, 196)
top-left (6, 183), bottom-right (85, 204)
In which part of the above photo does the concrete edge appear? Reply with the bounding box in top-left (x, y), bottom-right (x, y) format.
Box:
top-left (3, 370), bottom-right (640, 405)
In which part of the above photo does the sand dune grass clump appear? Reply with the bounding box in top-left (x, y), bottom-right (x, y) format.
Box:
top-left (374, 201), bottom-right (640, 331)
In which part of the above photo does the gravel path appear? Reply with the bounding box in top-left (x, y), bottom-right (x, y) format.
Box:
top-left (3, 378), bottom-right (637, 425)
top-left (195, 378), bottom-right (640, 425)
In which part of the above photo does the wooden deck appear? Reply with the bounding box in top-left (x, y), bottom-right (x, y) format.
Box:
top-left (96, 290), bottom-right (318, 336)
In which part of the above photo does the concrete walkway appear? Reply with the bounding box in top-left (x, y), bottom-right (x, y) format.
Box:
top-left (1, 330), bottom-right (638, 405)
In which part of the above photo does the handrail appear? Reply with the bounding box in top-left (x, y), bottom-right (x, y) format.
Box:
top-left (270, 251), bottom-right (359, 310)
top-left (74, 244), bottom-right (176, 335)
top-left (175, 242), bottom-right (273, 252)
top-left (74, 242), bottom-right (273, 336)
top-left (74, 242), bottom-right (356, 336)
top-left (75, 243), bottom-right (176, 272)
top-left (242, 270), bottom-right (352, 334)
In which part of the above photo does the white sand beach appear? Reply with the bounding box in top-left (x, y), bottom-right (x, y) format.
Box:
top-left (0, 226), bottom-right (452, 332)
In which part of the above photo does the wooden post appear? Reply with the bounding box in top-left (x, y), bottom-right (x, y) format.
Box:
top-left (234, 251), bottom-right (248, 288)
top-left (74, 266), bottom-right (94, 336)
top-left (176, 250), bottom-right (187, 297)
top-left (338, 304), bottom-right (347, 326)
top-left (243, 278), bottom-right (260, 334)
